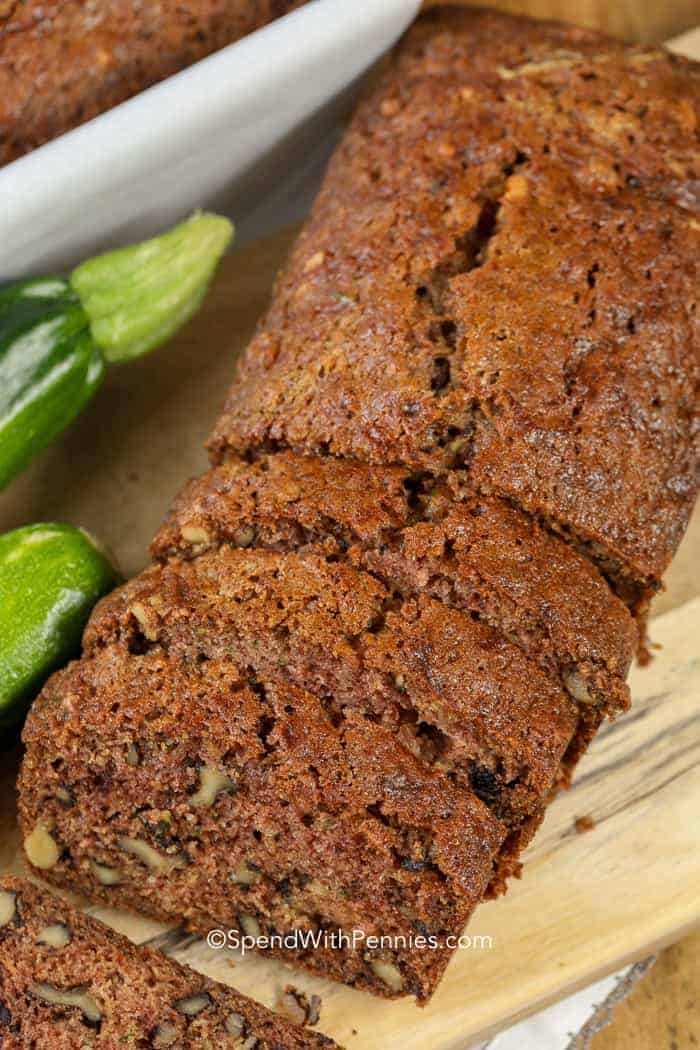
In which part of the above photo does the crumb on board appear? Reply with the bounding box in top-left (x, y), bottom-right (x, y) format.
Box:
top-left (637, 634), bottom-right (662, 668)
top-left (277, 985), bottom-right (322, 1027)
top-left (575, 814), bottom-right (596, 834)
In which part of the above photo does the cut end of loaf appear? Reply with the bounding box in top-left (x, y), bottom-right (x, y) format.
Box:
top-left (19, 646), bottom-right (507, 1003)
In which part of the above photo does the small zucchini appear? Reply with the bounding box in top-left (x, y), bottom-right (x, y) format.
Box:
top-left (0, 523), bottom-right (120, 729)
top-left (0, 213), bottom-right (233, 489)
top-left (0, 279), bottom-right (105, 488)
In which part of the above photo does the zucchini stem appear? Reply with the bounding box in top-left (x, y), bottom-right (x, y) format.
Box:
top-left (70, 212), bottom-right (233, 364)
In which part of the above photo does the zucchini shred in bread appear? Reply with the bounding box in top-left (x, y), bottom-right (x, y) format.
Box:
top-left (0, 876), bottom-right (338, 1047)
top-left (18, 5), bottom-right (699, 1007)
top-left (0, 0), bottom-right (303, 166)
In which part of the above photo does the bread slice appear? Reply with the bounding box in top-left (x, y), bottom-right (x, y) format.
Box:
top-left (0, 875), bottom-right (337, 1046)
top-left (83, 547), bottom-right (578, 832)
top-left (152, 452), bottom-right (636, 719)
top-left (18, 648), bottom-right (506, 1003)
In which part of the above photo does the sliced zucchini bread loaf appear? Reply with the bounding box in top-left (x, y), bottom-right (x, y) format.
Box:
top-left (19, 647), bottom-right (507, 1001)
top-left (18, 5), bottom-right (699, 1006)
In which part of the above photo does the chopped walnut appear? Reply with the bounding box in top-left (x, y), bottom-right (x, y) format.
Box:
top-left (90, 859), bottom-right (121, 886)
top-left (564, 670), bottom-right (594, 704)
top-left (233, 526), bottom-right (256, 549)
top-left (24, 824), bottom-right (60, 870)
top-left (37, 923), bottom-right (72, 948)
top-left (224, 1012), bottom-right (246, 1038)
top-left (277, 986), bottom-right (322, 1028)
top-left (117, 836), bottom-right (183, 873)
top-left (174, 992), bottom-right (212, 1017)
top-left (190, 765), bottom-right (236, 808)
top-left (180, 524), bottom-right (211, 546)
top-left (278, 987), bottom-right (307, 1026)
top-left (130, 601), bottom-right (159, 641)
top-left (231, 860), bottom-right (260, 886)
top-left (125, 743), bottom-right (141, 767)
top-left (238, 914), bottom-right (261, 939)
top-left (369, 957), bottom-right (404, 992)
top-left (0, 891), bottom-right (17, 927)
top-left (153, 1021), bottom-right (181, 1046)
top-left (31, 983), bottom-right (101, 1025)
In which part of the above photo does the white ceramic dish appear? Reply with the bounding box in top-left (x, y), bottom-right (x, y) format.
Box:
top-left (0, 0), bottom-right (421, 277)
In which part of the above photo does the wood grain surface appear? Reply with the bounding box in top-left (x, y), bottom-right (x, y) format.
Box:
top-left (0, 5), bottom-right (698, 1048)
top-left (591, 931), bottom-right (700, 1050)
top-left (423, 0), bottom-right (700, 43)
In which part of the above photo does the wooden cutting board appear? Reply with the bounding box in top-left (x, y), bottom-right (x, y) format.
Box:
top-left (1, 24), bottom-right (699, 1050)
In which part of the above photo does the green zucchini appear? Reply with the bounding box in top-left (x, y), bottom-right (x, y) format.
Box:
top-left (0, 523), bottom-right (120, 729)
top-left (0, 213), bottom-right (233, 489)
top-left (0, 279), bottom-right (105, 488)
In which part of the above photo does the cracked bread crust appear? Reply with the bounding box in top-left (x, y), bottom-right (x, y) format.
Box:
top-left (18, 648), bottom-right (506, 1003)
top-left (208, 6), bottom-right (699, 599)
top-left (152, 452), bottom-right (635, 718)
top-left (0, 1), bottom-right (303, 166)
top-left (0, 875), bottom-right (337, 1047)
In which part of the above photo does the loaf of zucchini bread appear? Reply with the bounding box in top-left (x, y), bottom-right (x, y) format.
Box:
top-left (0, 875), bottom-right (338, 1046)
top-left (18, 6), bottom-right (699, 1006)
top-left (210, 6), bottom-right (699, 619)
top-left (0, 0), bottom-right (303, 166)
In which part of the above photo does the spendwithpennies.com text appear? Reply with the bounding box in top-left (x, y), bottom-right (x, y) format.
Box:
top-left (206, 927), bottom-right (494, 956)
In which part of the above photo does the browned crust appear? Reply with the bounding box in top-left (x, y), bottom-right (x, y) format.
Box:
top-left (84, 546), bottom-right (579, 827)
top-left (152, 452), bottom-right (635, 717)
top-left (152, 452), bottom-right (414, 560)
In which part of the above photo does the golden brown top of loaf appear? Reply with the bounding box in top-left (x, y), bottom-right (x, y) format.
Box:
top-left (209, 6), bottom-right (700, 599)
